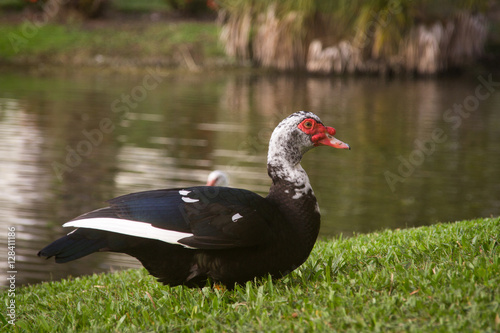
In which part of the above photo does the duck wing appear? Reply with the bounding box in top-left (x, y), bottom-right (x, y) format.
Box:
top-left (64, 186), bottom-right (277, 250)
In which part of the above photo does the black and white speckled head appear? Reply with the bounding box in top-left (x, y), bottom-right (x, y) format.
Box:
top-left (268, 112), bottom-right (321, 166)
top-left (267, 111), bottom-right (349, 185)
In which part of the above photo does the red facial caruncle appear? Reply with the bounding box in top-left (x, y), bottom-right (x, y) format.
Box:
top-left (298, 118), bottom-right (350, 150)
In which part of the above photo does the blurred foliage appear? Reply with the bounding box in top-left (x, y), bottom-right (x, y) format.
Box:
top-left (113, 0), bottom-right (169, 13)
top-left (164, 0), bottom-right (218, 15)
top-left (218, 0), bottom-right (489, 42)
top-left (0, 0), bottom-right (217, 17)
top-left (12, 0), bottom-right (110, 18)
top-left (217, 0), bottom-right (491, 73)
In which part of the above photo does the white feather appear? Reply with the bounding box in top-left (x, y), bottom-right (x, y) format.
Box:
top-left (63, 218), bottom-right (196, 249)
top-left (182, 197), bottom-right (199, 203)
top-left (231, 213), bottom-right (243, 222)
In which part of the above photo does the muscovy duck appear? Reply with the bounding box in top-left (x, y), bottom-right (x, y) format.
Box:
top-left (39, 111), bottom-right (350, 287)
top-left (206, 170), bottom-right (229, 187)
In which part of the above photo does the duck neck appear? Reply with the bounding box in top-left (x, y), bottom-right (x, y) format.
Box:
top-left (267, 159), bottom-right (312, 196)
top-left (266, 157), bottom-right (320, 260)
top-left (267, 135), bottom-right (313, 193)
top-left (267, 125), bottom-right (311, 183)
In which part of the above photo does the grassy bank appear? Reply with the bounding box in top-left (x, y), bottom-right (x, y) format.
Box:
top-left (2, 217), bottom-right (499, 332)
top-left (0, 19), bottom-right (227, 70)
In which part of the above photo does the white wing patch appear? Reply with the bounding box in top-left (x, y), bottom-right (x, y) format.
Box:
top-left (231, 213), bottom-right (243, 222)
top-left (179, 189), bottom-right (199, 203)
top-left (182, 197), bottom-right (199, 203)
top-left (63, 218), bottom-right (196, 249)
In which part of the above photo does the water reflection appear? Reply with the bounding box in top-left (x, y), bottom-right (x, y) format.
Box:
top-left (0, 70), bottom-right (499, 286)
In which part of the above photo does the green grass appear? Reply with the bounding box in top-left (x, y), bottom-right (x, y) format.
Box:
top-left (0, 20), bottom-right (225, 67)
top-left (3, 217), bottom-right (499, 332)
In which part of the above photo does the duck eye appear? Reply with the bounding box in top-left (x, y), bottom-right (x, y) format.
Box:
top-left (303, 120), bottom-right (313, 129)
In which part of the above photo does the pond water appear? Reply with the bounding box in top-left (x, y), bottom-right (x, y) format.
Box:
top-left (0, 68), bottom-right (499, 286)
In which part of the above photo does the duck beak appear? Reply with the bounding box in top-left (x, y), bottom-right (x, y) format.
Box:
top-left (321, 135), bottom-right (351, 149)
top-left (314, 126), bottom-right (351, 150)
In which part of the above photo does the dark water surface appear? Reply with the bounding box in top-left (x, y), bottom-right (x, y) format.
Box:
top-left (1, 68), bottom-right (499, 286)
